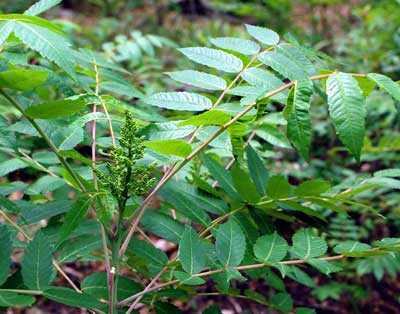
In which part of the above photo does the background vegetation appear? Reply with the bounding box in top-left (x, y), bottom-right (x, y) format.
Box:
top-left (0, 0), bottom-right (399, 313)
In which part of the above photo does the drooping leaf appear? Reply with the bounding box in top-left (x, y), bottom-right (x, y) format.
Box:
top-left (21, 231), bottom-right (54, 290)
top-left (145, 139), bottom-right (192, 158)
top-left (0, 69), bottom-right (48, 91)
top-left (0, 292), bottom-right (35, 307)
top-left (245, 24), bottom-right (280, 46)
top-left (295, 179), bottom-right (331, 197)
top-left (144, 92), bottom-right (212, 111)
top-left (367, 73), bottom-right (400, 102)
top-left (178, 47), bottom-right (243, 73)
top-left (254, 232), bottom-right (288, 263)
top-left (25, 98), bottom-right (88, 119)
top-left (286, 80), bottom-right (313, 161)
top-left (166, 70), bottom-right (226, 90)
top-left (179, 110), bottom-right (231, 127)
top-left (210, 37), bottom-right (260, 55)
top-left (43, 287), bottom-right (103, 309)
top-left (179, 225), bottom-right (206, 275)
top-left (327, 72), bottom-right (366, 161)
top-left (246, 145), bottom-right (268, 196)
top-left (292, 229), bottom-right (327, 260)
top-left (25, 0), bottom-right (62, 16)
top-left (308, 258), bottom-right (342, 275)
top-left (265, 175), bottom-right (291, 199)
top-left (202, 154), bottom-right (241, 200)
top-left (231, 164), bottom-right (260, 203)
top-left (56, 196), bottom-right (91, 247)
top-left (216, 219), bottom-right (246, 267)
top-left (0, 225), bottom-right (13, 286)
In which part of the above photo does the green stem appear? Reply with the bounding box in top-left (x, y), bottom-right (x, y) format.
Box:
top-left (0, 89), bottom-right (86, 192)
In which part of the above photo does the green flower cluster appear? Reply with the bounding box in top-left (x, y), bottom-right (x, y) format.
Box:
top-left (96, 111), bottom-right (156, 210)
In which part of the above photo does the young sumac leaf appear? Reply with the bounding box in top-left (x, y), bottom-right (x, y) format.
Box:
top-left (178, 47), bottom-right (243, 73)
top-left (292, 229), bottom-right (327, 260)
top-left (327, 72), bottom-right (366, 161)
top-left (245, 24), bottom-right (280, 46)
top-left (216, 219), bottom-right (246, 267)
top-left (0, 225), bottom-right (12, 286)
top-left (254, 232), bottom-right (288, 263)
top-left (210, 37), bottom-right (260, 55)
top-left (179, 226), bottom-right (206, 275)
top-left (22, 231), bottom-right (54, 290)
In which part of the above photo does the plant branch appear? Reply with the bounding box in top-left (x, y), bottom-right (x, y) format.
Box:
top-left (119, 72), bottom-right (367, 258)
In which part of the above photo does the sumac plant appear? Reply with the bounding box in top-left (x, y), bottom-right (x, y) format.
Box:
top-left (0, 1), bottom-right (399, 313)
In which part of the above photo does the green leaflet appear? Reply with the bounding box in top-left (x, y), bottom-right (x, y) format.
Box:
top-left (144, 139), bottom-right (192, 158)
top-left (241, 67), bottom-right (287, 103)
top-left (202, 153), bottom-right (242, 200)
top-left (144, 92), bottom-right (212, 111)
top-left (127, 238), bottom-right (168, 276)
top-left (101, 81), bottom-right (143, 99)
top-left (367, 73), bottom-right (400, 102)
top-left (82, 272), bottom-right (142, 301)
top-left (292, 228), bottom-right (327, 260)
top-left (246, 145), bottom-right (268, 196)
top-left (256, 125), bottom-right (292, 148)
top-left (166, 70), bottom-right (226, 90)
top-left (0, 69), bottom-right (48, 91)
top-left (154, 301), bottom-right (183, 314)
top-left (43, 287), bottom-right (103, 309)
top-left (56, 196), bottom-right (91, 247)
top-left (25, 0), bottom-right (62, 16)
top-left (286, 80), bottom-right (313, 161)
top-left (334, 241), bottom-right (372, 257)
top-left (231, 164), bottom-right (260, 204)
top-left (271, 292), bottom-right (293, 312)
top-left (0, 194), bottom-right (21, 213)
top-left (12, 22), bottom-right (76, 78)
top-left (179, 225), bottom-right (206, 274)
top-left (57, 236), bottom-right (102, 263)
top-left (203, 306), bottom-right (222, 314)
top-left (0, 226), bottom-right (12, 286)
top-left (327, 72), bottom-right (366, 161)
top-left (265, 175), bottom-right (291, 199)
top-left (141, 211), bottom-right (185, 244)
top-left (178, 47), bottom-right (243, 73)
top-left (25, 98), bottom-right (88, 119)
top-left (174, 271), bottom-right (205, 285)
top-left (216, 219), bottom-right (246, 267)
top-left (258, 51), bottom-right (309, 81)
top-left (210, 37), bottom-right (260, 55)
top-left (254, 232), bottom-right (288, 263)
top-left (0, 292), bottom-right (35, 307)
top-left (179, 110), bottom-right (231, 127)
top-left (245, 24), bottom-right (280, 46)
top-left (295, 179), bottom-right (331, 197)
top-left (374, 168), bottom-right (400, 178)
top-left (21, 231), bottom-right (54, 290)
top-left (143, 120), bottom-right (196, 141)
top-left (277, 44), bottom-right (315, 76)
top-left (307, 258), bottom-right (342, 275)
top-left (161, 183), bottom-right (211, 227)
top-left (0, 21), bottom-right (15, 47)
